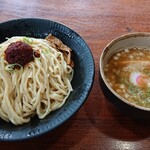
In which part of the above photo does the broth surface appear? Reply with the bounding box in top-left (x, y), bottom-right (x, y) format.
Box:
top-left (104, 47), bottom-right (150, 108)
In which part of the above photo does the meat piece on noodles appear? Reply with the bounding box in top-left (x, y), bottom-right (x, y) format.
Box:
top-left (46, 34), bottom-right (74, 67)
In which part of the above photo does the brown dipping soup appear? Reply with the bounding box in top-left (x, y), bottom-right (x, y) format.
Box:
top-left (104, 47), bottom-right (150, 108)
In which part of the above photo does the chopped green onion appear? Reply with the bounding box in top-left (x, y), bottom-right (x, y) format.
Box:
top-left (23, 37), bottom-right (33, 44)
top-left (5, 63), bottom-right (22, 72)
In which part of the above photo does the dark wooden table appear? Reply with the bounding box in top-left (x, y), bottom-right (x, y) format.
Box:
top-left (1, 0), bottom-right (150, 149)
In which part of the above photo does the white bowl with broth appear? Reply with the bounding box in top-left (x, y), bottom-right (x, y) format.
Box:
top-left (100, 32), bottom-right (150, 112)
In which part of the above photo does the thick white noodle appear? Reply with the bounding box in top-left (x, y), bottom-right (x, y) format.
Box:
top-left (0, 36), bottom-right (73, 125)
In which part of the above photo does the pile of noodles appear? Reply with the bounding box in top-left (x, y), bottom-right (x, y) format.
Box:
top-left (0, 36), bottom-right (73, 125)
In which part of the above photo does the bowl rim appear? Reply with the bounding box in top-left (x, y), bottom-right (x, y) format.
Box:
top-left (100, 32), bottom-right (150, 111)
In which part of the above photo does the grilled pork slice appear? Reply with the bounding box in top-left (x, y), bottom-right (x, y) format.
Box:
top-left (46, 34), bottom-right (74, 67)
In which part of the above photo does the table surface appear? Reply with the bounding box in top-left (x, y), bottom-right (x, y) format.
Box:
top-left (1, 0), bottom-right (150, 149)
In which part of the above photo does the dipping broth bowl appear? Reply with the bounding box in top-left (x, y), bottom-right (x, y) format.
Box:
top-left (99, 32), bottom-right (150, 119)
